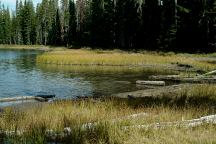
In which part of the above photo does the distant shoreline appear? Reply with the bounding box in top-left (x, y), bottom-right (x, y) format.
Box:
top-left (0, 44), bottom-right (51, 51)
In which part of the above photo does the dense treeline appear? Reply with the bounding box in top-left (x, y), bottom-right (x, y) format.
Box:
top-left (0, 0), bottom-right (215, 52)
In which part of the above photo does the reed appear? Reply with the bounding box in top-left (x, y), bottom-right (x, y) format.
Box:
top-left (37, 49), bottom-right (216, 72)
top-left (37, 64), bottom-right (177, 75)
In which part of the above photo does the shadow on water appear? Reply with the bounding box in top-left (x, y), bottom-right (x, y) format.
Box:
top-left (36, 64), bottom-right (178, 97)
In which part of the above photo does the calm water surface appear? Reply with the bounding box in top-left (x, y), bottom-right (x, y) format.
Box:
top-left (0, 50), bottom-right (150, 99)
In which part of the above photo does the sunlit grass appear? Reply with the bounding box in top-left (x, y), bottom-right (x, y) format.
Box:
top-left (187, 84), bottom-right (216, 98)
top-left (36, 49), bottom-right (216, 72)
top-left (0, 100), bottom-right (214, 143)
top-left (126, 125), bottom-right (216, 144)
top-left (1, 84), bottom-right (216, 143)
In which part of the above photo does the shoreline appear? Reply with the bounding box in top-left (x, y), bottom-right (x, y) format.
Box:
top-left (0, 47), bottom-right (216, 142)
top-left (36, 49), bottom-right (216, 73)
top-left (0, 44), bottom-right (52, 51)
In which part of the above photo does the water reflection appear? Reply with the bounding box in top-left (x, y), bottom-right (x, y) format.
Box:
top-left (0, 50), bottom-right (92, 98)
top-left (0, 50), bottom-right (171, 99)
top-left (37, 64), bottom-right (150, 97)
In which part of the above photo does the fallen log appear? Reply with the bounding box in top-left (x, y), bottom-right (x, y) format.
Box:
top-left (82, 112), bottom-right (150, 129)
top-left (203, 70), bottom-right (216, 76)
top-left (0, 95), bottom-right (55, 102)
top-left (150, 75), bottom-right (181, 81)
top-left (149, 75), bottom-right (216, 84)
top-left (136, 80), bottom-right (165, 86)
top-left (0, 96), bottom-right (45, 102)
top-left (124, 114), bottom-right (216, 129)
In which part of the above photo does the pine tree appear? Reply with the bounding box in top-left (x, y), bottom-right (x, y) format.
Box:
top-left (3, 7), bottom-right (11, 44)
top-left (0, 0), bottom-right (215, 52)
top-left (30, 7), bottom-right (37, 44)
top-left (48, 17), bottom-right (56, 45)
top-left (158, 0), bottom-right (177, 50)
top-left (36, 0), bottom-right (49, 45)
top-left (177, 0), bottom-right (214, 52)
top-left (139, 0), bottom-right (162, 50)
top-left (68, 0), bottom-right (77, 46)
top-left (0, 4), bottom-right (4, 44)
top-left (90, 0), bottom-right (105, 47)
top-left (11, 13), bottom-right (17, 44)
top-left (205, 0), bottom-right (216, 50)
top-left (20, 0), bottom-right (29, 44)
top-left (115, 0), bottom-right (141, 49)
top-left (103, 0), bottom-right (115, 48)
top-left (76, 0), bottom-right (90, 46)
top-left (55, 9), bottom-right (62, 45)
top-left (61, 0), bottom-right (70, 45)
top-left (15, 0), bottom-right (23, 44)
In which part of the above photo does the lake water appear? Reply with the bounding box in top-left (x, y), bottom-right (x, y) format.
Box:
top-left (0, 50), bottom-right (151, 99)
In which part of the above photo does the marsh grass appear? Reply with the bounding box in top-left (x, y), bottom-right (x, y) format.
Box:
top-left (177, 84), bottom-right (216, 108)
top-left (124, 84), bottom-right (216, 109)
top-left (0, 45), bottom-right (51, 50)
top-left (37, 64), bottom-right (177, 75)
top-left (37, 49), bottom-right (216, 72)
top-left (2, 84), bottom-right (216, 143)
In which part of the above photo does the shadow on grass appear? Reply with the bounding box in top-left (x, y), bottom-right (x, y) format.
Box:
top-left (109, 95), bottom-right (216, 110)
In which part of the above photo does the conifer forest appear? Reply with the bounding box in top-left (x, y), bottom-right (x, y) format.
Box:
top-left (0, 0), bottom-right (215, 52)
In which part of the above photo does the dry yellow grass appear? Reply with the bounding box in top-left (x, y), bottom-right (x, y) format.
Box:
top-left (1, 98), bottom-right (215, 143)
top-left (37, 64), bottom-right (177, 75)
top-left (0, 100), bottom-right (204, 131)
top-left (36, 49), bottom-right (216, 72)
top-left (127, 125), bottom-right (216, 144)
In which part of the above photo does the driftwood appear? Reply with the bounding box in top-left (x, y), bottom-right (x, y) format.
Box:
top-left (149, 75), bottom-right (216, 83)
top-left (125, 114), bottom-right (216, 129)
top-left (82, 112), bottom-right (149, 129)
top-left (203, 70), bottom-right (216, 76)
top-left (136, 80), bottom-right (165, 86)
top-left (0, 95), bottom-right (55, 103)
top-left (149, 69), bottom-right (216, 83)
top-left (149, 75), bottom-right (181, 80)
top-left (0, 96), bottom-right (46, 102)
